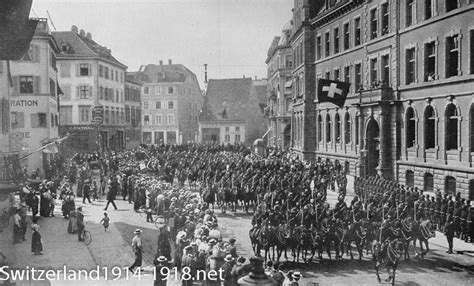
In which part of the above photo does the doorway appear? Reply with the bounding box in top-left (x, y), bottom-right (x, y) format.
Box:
top-left (366, 118), bottom-right (380, 177)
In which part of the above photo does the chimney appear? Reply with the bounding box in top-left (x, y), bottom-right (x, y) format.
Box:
top-left (168, 59), bottom-right (172, 65)
top-left (255, 75), bottom-right (257, 80)
top-left (159, 60), bottom-right (163, 66)
top-left (204, 64), bottom-right (208, 83)
top-left (86, 32), bottom-right (92, 40)
top-left (243, 75), bottom-right (245, 79)
top-left (79, 29), bottom-right (85, 37)
top-left (71, 25), bottom-right (78, 33)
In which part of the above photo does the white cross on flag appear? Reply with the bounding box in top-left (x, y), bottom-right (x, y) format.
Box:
top-left (317, 79), bottom-right (351, 108)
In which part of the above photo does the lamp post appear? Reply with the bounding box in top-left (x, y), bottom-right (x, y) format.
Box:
top-left (237, 256), bottom-right (275, 286)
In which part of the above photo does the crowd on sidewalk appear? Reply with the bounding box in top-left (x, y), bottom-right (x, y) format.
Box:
top-left (8, 143), bottom-right (474, 286)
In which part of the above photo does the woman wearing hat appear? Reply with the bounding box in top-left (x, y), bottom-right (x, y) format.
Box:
top-left (31, 217), bottom-right (43, 255)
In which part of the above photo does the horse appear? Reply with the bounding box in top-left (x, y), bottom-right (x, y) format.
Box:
top-left (249, 225), bottom-right (262, 256)
top-left (411, 219), bottom-right (435, 258)
top-left (238, 186), bottom-right (257, 214)
top-left (274, 223), bottom-right (298, 262)
top-left (396, 218), bottom-right (414, 260)
top-left (292, 225), bottom-right (316, 263)
top-left (217, 187), bottom-right (236, 214)
top-left (322, 219), bottom-right (343, 260)
top-left (372, 238), bottom-right (403, 285)
top-left (343, 220), bottom-right (368, 260)
top-left (201, 186), bottom-right (217, 210)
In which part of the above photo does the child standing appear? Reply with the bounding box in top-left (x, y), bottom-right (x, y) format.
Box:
top-left (100, 212), bottom-right (110, 232)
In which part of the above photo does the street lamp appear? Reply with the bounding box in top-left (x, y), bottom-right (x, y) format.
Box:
top-left (237, 256), bottom-right (275, 286)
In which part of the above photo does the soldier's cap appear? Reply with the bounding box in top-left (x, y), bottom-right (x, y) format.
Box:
top-left (184, 245), bottom-right (193, 251)
top-left (229, 238), bottom-right (236, 244)
top-left (134, 229), bottom-right (142, 234)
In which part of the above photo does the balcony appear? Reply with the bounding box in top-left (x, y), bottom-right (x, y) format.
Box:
top-left (357, 83), bottom-right (394, 103)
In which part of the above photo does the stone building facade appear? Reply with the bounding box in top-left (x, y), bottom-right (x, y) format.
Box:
top-left (130, 61), bottom-right (202, 145)
top-left (53, 26), bottom-right (128, 155)
top-left (289, 0), bottom-right (474, 199)
top-left (8, 19), bottom-right (60, 174)
top-left (266, 22), bottom-right (293, 149)
top-left (124, 77), bottom-right (141, 149)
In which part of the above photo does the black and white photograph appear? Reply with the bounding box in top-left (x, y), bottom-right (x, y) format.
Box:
top-left (1, 0), bottom-right (474, 285)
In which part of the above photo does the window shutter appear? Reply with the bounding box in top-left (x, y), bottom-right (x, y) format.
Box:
top-left (33, 45), bottom-right (40, 62)
top-left (76, 86), bottom-right (80, 99)
top-left (34, 76), bottom-right (41, 93)
top-left (12, 76), bottom-right (19, 94)
top-left (0, 62), bottom-right (3, 74)
top-left (1, 99), bottom-right (9, 133)
top-left (76, 64), bottom-right (80, 76)
top-left (31, 114), bottom-right (39, 128)
top-left (89, 86), bottom-right (93, 99)
top-left (18, 112), bottom-right (25, 128)
top-left (89, 64), bottom-right (93, 77)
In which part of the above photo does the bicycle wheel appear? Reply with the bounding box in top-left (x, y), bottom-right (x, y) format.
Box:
top-left (83, 231), bottom-right (92, 245)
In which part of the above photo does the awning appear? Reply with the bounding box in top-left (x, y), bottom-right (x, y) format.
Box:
top-left (285, 81), bottom-right (292, 88)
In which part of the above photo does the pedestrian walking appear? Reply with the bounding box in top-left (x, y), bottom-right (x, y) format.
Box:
top-left (13, 209), bottom-right (22, 244)
top-left (82, 180), bottom-right (92, 204)
top-left (100, 212), bottom-right (110, 232)
top-left (91, 181), bottom-right (98, 201)
top-left (444, 214), bottom-right (455, 254)
top-left (31, 217), bottom-right (43, 255)
top-left (104, 182), bottom-right (118, 211)
top-left (129, 229), bottom-right (143, 273)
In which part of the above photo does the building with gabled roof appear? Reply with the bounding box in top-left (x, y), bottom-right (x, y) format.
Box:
top-left (198, 77), bottom-right (266, 145)
top-left (8, 18), bottom-right (61, 176)
top-left (53, 25), bottom-right (128, 154)
top-left (129, 60), bottom-right (202, 145)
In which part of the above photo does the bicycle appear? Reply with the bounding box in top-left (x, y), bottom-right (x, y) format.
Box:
top-left (79, 227), bottom-right (92, 245)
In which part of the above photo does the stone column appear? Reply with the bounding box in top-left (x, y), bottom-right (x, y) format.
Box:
top-left (377, 105), bottom-right (392, 180)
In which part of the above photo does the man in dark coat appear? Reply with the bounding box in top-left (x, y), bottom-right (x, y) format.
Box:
top-left (82, 180), bottom-right (92, 204)
top-left (181, 245), bottom-right (196, 286)
top-left (444, 214), bottom-right (455, 254)
top-left (104, 180), bottom-right (118, 211)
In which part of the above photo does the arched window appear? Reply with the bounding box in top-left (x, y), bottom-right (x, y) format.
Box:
top-left (406, 170), bottom-right (414, 187)
top-left (445, 176), bottom-right (456, 195)
top-left (344, 161), bottom-right (350, 174)
top-left (335, 113), bottom-right (341, 143)
top-left (469, 179), bottom-right (474, 201)
top-left (344, 113), bottom-right (352, 143)
top-left (406, 107), bottom-right (416, 148)
top-left (317, 114), bottom-right (323, 142)
top-left (424, 172), bottom-right (434, 193)
top-left (326, 113), bottom-right (332, 143)
top-left (424, 105), bottom-right (436, 149)
top-left (445, 103), bottom-right (459, 150)
top-left (470, 105), bottom-right (474, 152)
top-left (355, 115), bottom-right (359, 145)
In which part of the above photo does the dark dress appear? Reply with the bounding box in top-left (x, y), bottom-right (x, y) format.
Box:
top-left (31, 224), bottom-right (43, 254)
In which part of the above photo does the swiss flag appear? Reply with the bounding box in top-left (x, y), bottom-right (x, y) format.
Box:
top-left (317, 79), bottom-right (351, 108)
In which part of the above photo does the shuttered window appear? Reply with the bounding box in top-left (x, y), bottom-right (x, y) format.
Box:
top-left (60, 63), bottom-right (71, 78)
top-left (11, 112), bottom-right (24, 128)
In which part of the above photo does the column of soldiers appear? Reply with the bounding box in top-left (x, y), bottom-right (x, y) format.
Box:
top-left (355, 176), bottom-right (473, 243)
